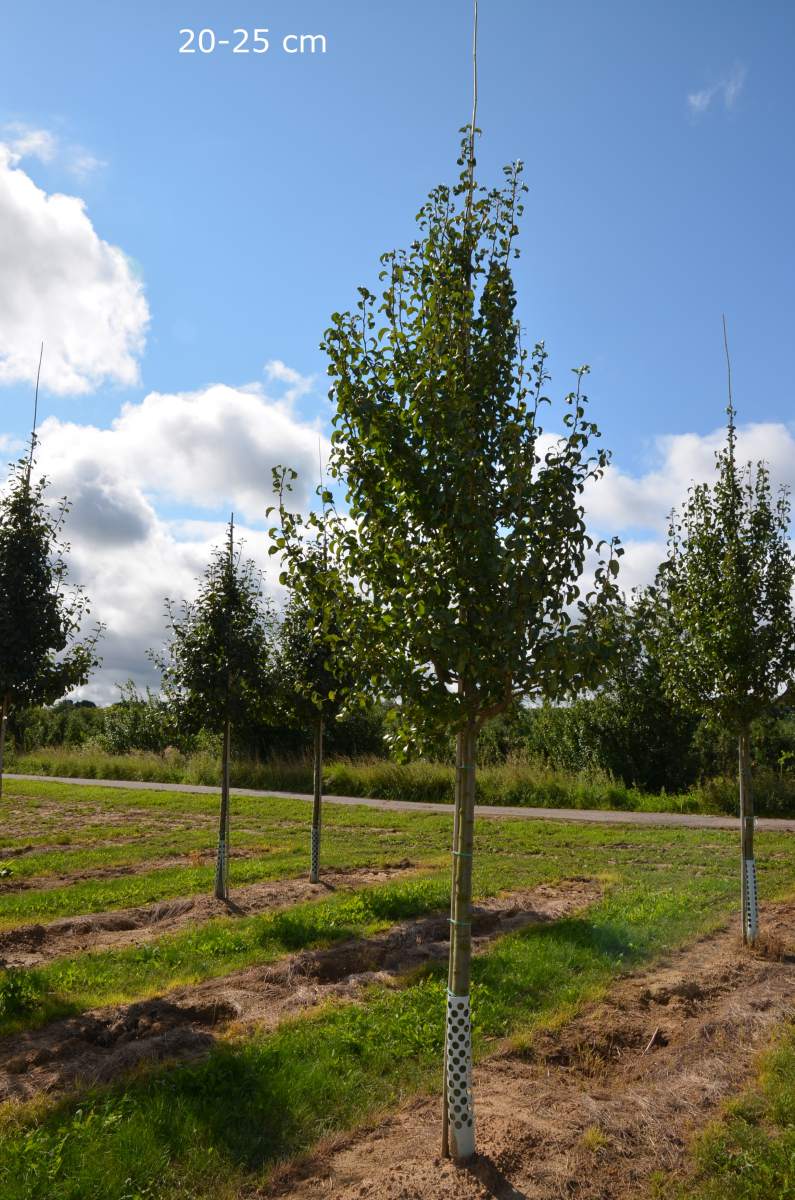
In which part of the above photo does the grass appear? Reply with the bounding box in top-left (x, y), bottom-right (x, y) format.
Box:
top-left (9, 745), bottom-right (787, 815)
top-left (0, 872), bottom-right (767, 1200)
top-left (0, 779), bottom-right (451, 926)
top-left (658, 1023), bottom-right (795, 1199)
top-left (2, 779), bottom-right (795, 1199)
top-left (0, 873), bottom-right (452, 1034)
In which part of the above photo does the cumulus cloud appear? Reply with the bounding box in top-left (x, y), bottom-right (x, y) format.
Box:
top-left (68, 515), bottom-right (280, 705)
top-left (0, 139), bottom-right (148, 395)
top-left (584, 420), bottom-right (795, 536)
top-left (9, 384), bottom-right (793, 701)
top-left (38, 377), bottom-right (328, 523)
top-left (584, 419), bottom-right (795, 594)
top-left (688, 63), bottom-right (747, 116)
top-left (19, 372), bottom-right (325, 698)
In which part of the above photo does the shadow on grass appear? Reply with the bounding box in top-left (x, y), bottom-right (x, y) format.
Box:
top-left (1, 911), bottom-right (640, 1199)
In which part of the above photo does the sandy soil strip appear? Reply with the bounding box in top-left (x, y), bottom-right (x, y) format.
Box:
top-left (266, 900), bottom-right (795, 1200)
top-left (0, 862), bottom-right (418, 968)
top-left (0, 880), bottom-right (599, 1106)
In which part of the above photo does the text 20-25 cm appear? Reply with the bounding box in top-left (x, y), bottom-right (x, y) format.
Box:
top-left (178, 29), bottom-right (327, 55)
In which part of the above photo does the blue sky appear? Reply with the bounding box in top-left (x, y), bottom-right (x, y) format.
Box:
top-left (1, 0), bottom-right (793, 696)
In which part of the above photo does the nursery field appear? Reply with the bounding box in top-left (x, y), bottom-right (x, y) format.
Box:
top-left (1, 779), bottom-right (795, 1199)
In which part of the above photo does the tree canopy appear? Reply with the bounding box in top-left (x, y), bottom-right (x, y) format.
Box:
top-left (152, 532), bottom-right (276, 738)
top-left (656, 411), bottom-right (795, 733)
top-left (0, 454), bottom-right (100, 712)
top-left (322, 136), bottom-right (622, 747)
top-left (270, 466), bottom-right (364, 727)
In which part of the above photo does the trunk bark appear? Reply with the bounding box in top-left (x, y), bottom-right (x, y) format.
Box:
top-left (444, 719), bottom-right (477, 1163)
top-left (0, 694), bottom-right (8, 801)
top-left (738, 728), bottom-right (757, 945)
top-left (214, 717), bottom-right (231, 901)
top-left (309, 715), bottom-right (324, 883)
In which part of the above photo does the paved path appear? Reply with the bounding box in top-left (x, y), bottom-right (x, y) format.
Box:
top-left (7, 772), bottom-right (795, 833)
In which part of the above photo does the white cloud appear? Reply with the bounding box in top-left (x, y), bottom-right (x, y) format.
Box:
top-left (0, 433), bottom-right (27, 455)
top-left (16, 373), bottom-right (325, 698)
top-left (688, 64), bottom-right (747, 116)
top-left (69, 515), bottom-right (281, 705)
top-left (38, 376), bottom-right (327, 523)
top-left (2, 124), bottom-right (57, 164)
top-left (264, 359), bottom-right (316, 404)
top-left (2, 123), bottom-right (105, 179)
top-left (584, 419), bottom-right (795, 594)
top-left (585, 420), bottom-right (795, 537)
top-left (0, 140), bottom-right (148, 395)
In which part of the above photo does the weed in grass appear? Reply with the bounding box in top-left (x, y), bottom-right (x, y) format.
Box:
top-left (581, 1125), bottom-right (610, 1152)
top-left (658, 1023), bottom-right (795, 1200)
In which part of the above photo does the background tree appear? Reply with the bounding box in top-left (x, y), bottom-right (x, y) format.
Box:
top-left (529, 590), bottom-right (698, 793)
top-left (270, 467), bottom-right (365, 883)
top-left (322, 133), bottom-right (621, 1161)
top-left (0, 452), bottom-right (101, 796)
top-left (152, 518), bottom-right (275, 900)
top-left (656, 351), bottom-right (795, 946)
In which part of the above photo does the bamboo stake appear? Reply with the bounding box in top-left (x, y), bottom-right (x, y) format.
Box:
top-left (0, 693), bottom-right (8, 800)
top-left (442, 0), bottom-right (480, 1164)
top-left (739, 728), bottom-right (757, 944)
top-left (214, 516), bottom-right (235, 901)
top-left (215, 715), bottom-right (232, 899)
top-left (310, 714), bottom-right (324, 883)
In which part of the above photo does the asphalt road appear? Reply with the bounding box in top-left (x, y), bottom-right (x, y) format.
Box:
top-left (7, 772), bottom-right (795, 833)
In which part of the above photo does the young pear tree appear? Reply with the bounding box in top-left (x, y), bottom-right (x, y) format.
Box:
top-left (152, 518), bottom-right (275, 900)
top-left (270, 467), bottom-right (364, 883)
top-left (656, 392), bottom-right (795, 946)
top-left (322, 135), bottom-right (621, 1161)
top-left (0, 453), bottom-right (101, 796)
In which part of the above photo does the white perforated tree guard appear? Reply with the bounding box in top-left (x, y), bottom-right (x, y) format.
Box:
top-left (744, 857), bottom-right (759, 943)
top-left (310, 827), bottom-right (320, 881)
top-left (446, 990), bottom-right (475, 1158)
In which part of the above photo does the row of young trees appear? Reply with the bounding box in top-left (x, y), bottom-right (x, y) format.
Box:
top-left (2, 132), bottom-right (794, 1164)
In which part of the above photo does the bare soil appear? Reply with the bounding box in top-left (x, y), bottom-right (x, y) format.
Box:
top-left (0, 798), bottom-right (182, 841)
top-left (0, 880), bottom-right (599, 1105)
top-left (0, 844), bottom-right (281, 896)
top-left (266, 900), bottom-right (795, 1200)
top-left (0, 862), bottom-right (419, 968)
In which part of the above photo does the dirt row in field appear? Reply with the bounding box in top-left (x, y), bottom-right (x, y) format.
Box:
top-left (0, 843), bottom-right (288, 895)
top-left (0, 880), bottom-right (600, 1105)
top-left (0, 862), bottom-right (419, 968)
top-left (267, 900), bottom-right (795, 1200)
top-left (1, 800), bottom-right (181, 840)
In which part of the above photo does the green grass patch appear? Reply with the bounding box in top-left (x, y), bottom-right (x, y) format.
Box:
top-left (0, 781), bottom-right (455, 925)
top-left (2, 782), bottom-right (795, 1197)
top-left (0, 874), bottom-right (452, 1034)
top-left (0, 872), bottom-right (759, 1200)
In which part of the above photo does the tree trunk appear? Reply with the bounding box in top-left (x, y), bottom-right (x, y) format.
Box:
top-left (309, 715), bottom-right (324, 883)
top-left (0, 694), bottom-right (8, 801)
top-left (442, 726), bottom-right (465, 1159)
top-left (214, 717), bottom-right (232, 901)
top-left (444, 719), bottom-right (477, 1163)
top-left (738, 728), bottom-right (757, 945)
